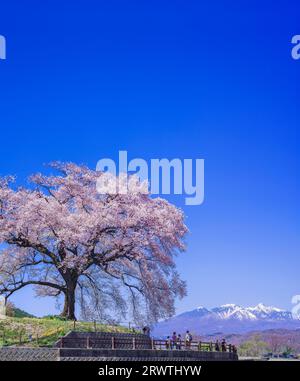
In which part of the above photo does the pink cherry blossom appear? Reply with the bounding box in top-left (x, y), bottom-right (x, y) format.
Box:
top-left (0, 162), bottom-right (187, 322)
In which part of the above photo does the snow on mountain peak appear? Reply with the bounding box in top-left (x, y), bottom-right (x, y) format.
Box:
top-left (247, 303), bottom-right (284, 314)
top-left (218, 305), bottom-right (257, 320)
top-left (208, 303), bottom-right (293, 321)
top-left (153, 302), bottom-right (300, 337)
top-left (179, 303), bottom-right (297, 323)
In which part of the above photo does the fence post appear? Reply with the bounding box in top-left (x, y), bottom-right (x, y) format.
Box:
top-left (132, 337), bottom-right (136, 350)
top-left (151, 339), bottom-right (154, 350)
top-left (112, 337), bottom-right (115, 350)
top-left (198, 341), bottom-right (201, 351)
top-left (87, 337), bottom-right (90, 349)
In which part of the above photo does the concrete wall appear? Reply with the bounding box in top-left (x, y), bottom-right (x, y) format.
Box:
top-left (0, 332), bottom-right (238, 361)
top-left (0, 347), bottom-right (238, 361)
top-left (0, 348), bottom-right (59, 361)
top-left (59, 348), bottom-right (238, 361)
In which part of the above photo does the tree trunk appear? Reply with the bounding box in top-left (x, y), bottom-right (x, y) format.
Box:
top-left (61, 281), bottom-right (77, 320)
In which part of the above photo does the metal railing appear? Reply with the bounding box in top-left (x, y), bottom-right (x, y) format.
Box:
top-left (154, 339), bottom-right (234, 352)
top-left (58, 336), bottom-right (236, 353)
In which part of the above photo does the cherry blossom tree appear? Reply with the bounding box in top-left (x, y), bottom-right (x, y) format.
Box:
top-left (0, 162), bottom-right (187, 321)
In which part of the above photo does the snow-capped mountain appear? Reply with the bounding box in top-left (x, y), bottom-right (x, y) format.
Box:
top-left (211, 304), bottom-right (258, 321)
top-left (210, 303), bottom-right (293, 321)
top-left (153, 303), bottom-right (300, 336)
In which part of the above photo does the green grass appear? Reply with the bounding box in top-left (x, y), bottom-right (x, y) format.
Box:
top-left (12, 307), bottom-right (35, 319)
top-left (0, 316), bottom-right (133, 347)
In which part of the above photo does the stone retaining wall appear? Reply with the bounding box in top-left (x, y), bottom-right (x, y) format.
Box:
top-left (0, 348), bottom-right (59, 361)
top-left (59, 348), bottom-right (238, 361)
top-left (0, 347), bottom-right (238, 361)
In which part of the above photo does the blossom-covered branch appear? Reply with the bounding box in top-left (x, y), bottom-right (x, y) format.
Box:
top-left (0, 162), bottom-right (187, 322)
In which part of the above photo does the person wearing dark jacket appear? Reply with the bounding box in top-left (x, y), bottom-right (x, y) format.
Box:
top-left (221, 339), bottom-right (227, 352)
top-left (165, 336), bottom-right (171, 350)
top-left (171, 332), bottom-right (177, 349)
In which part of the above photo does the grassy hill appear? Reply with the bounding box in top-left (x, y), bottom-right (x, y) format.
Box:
top-left (12, 307), bottom-right (35, 319)
top-left (0, 316), bottom-right (133, 347)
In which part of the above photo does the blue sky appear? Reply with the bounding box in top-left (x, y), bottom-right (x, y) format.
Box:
top-left (0, 1), bottom-right (299, 317)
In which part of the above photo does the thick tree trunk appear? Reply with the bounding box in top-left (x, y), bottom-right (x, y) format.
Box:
top-left (61, 281), bottom-right (77, 320)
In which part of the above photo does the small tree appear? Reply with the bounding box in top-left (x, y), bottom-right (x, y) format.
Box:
top-left (239, 335), bottom-right (268, 357)
top-left (268, 334), bottom-right (285, 354)
top-left (4, 300), bottom-right (15, 317)
top-left (0, 162), bottom-right (187, 322)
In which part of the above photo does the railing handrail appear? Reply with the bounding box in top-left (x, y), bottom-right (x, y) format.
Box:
top-left (58, 336), bottom-right (236, 352)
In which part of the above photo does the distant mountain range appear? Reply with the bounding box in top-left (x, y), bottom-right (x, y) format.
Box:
top-left (153, 303), bottom-right (300, 336)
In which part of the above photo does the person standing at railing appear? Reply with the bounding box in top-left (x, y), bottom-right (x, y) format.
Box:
top-left (185, 330), bottom-right (192, 349)
top-left (176, 334), bottom-right (182, 350)
top-left (171, 332), bottom-right (177, 349)
top-left (166, 336), bottom-right (171, 349)
top-left (165, 336), bottom-right (171, 349)
top-left (215, 340), bottom-right (220, 352)
top-left (142, 326), bottom-right (150, 336)
top-left (221, 339), bottom-right (227, 352)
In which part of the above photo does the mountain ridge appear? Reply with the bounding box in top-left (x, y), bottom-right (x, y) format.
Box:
top-left (153, 303), bottom-right (300, 336)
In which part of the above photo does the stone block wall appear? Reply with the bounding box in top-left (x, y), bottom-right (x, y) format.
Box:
top-left (0, 348), bottom-right (59, 361)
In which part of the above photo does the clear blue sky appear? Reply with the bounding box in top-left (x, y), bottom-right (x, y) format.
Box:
top-left (0, 1), bottom-right (299, 316)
